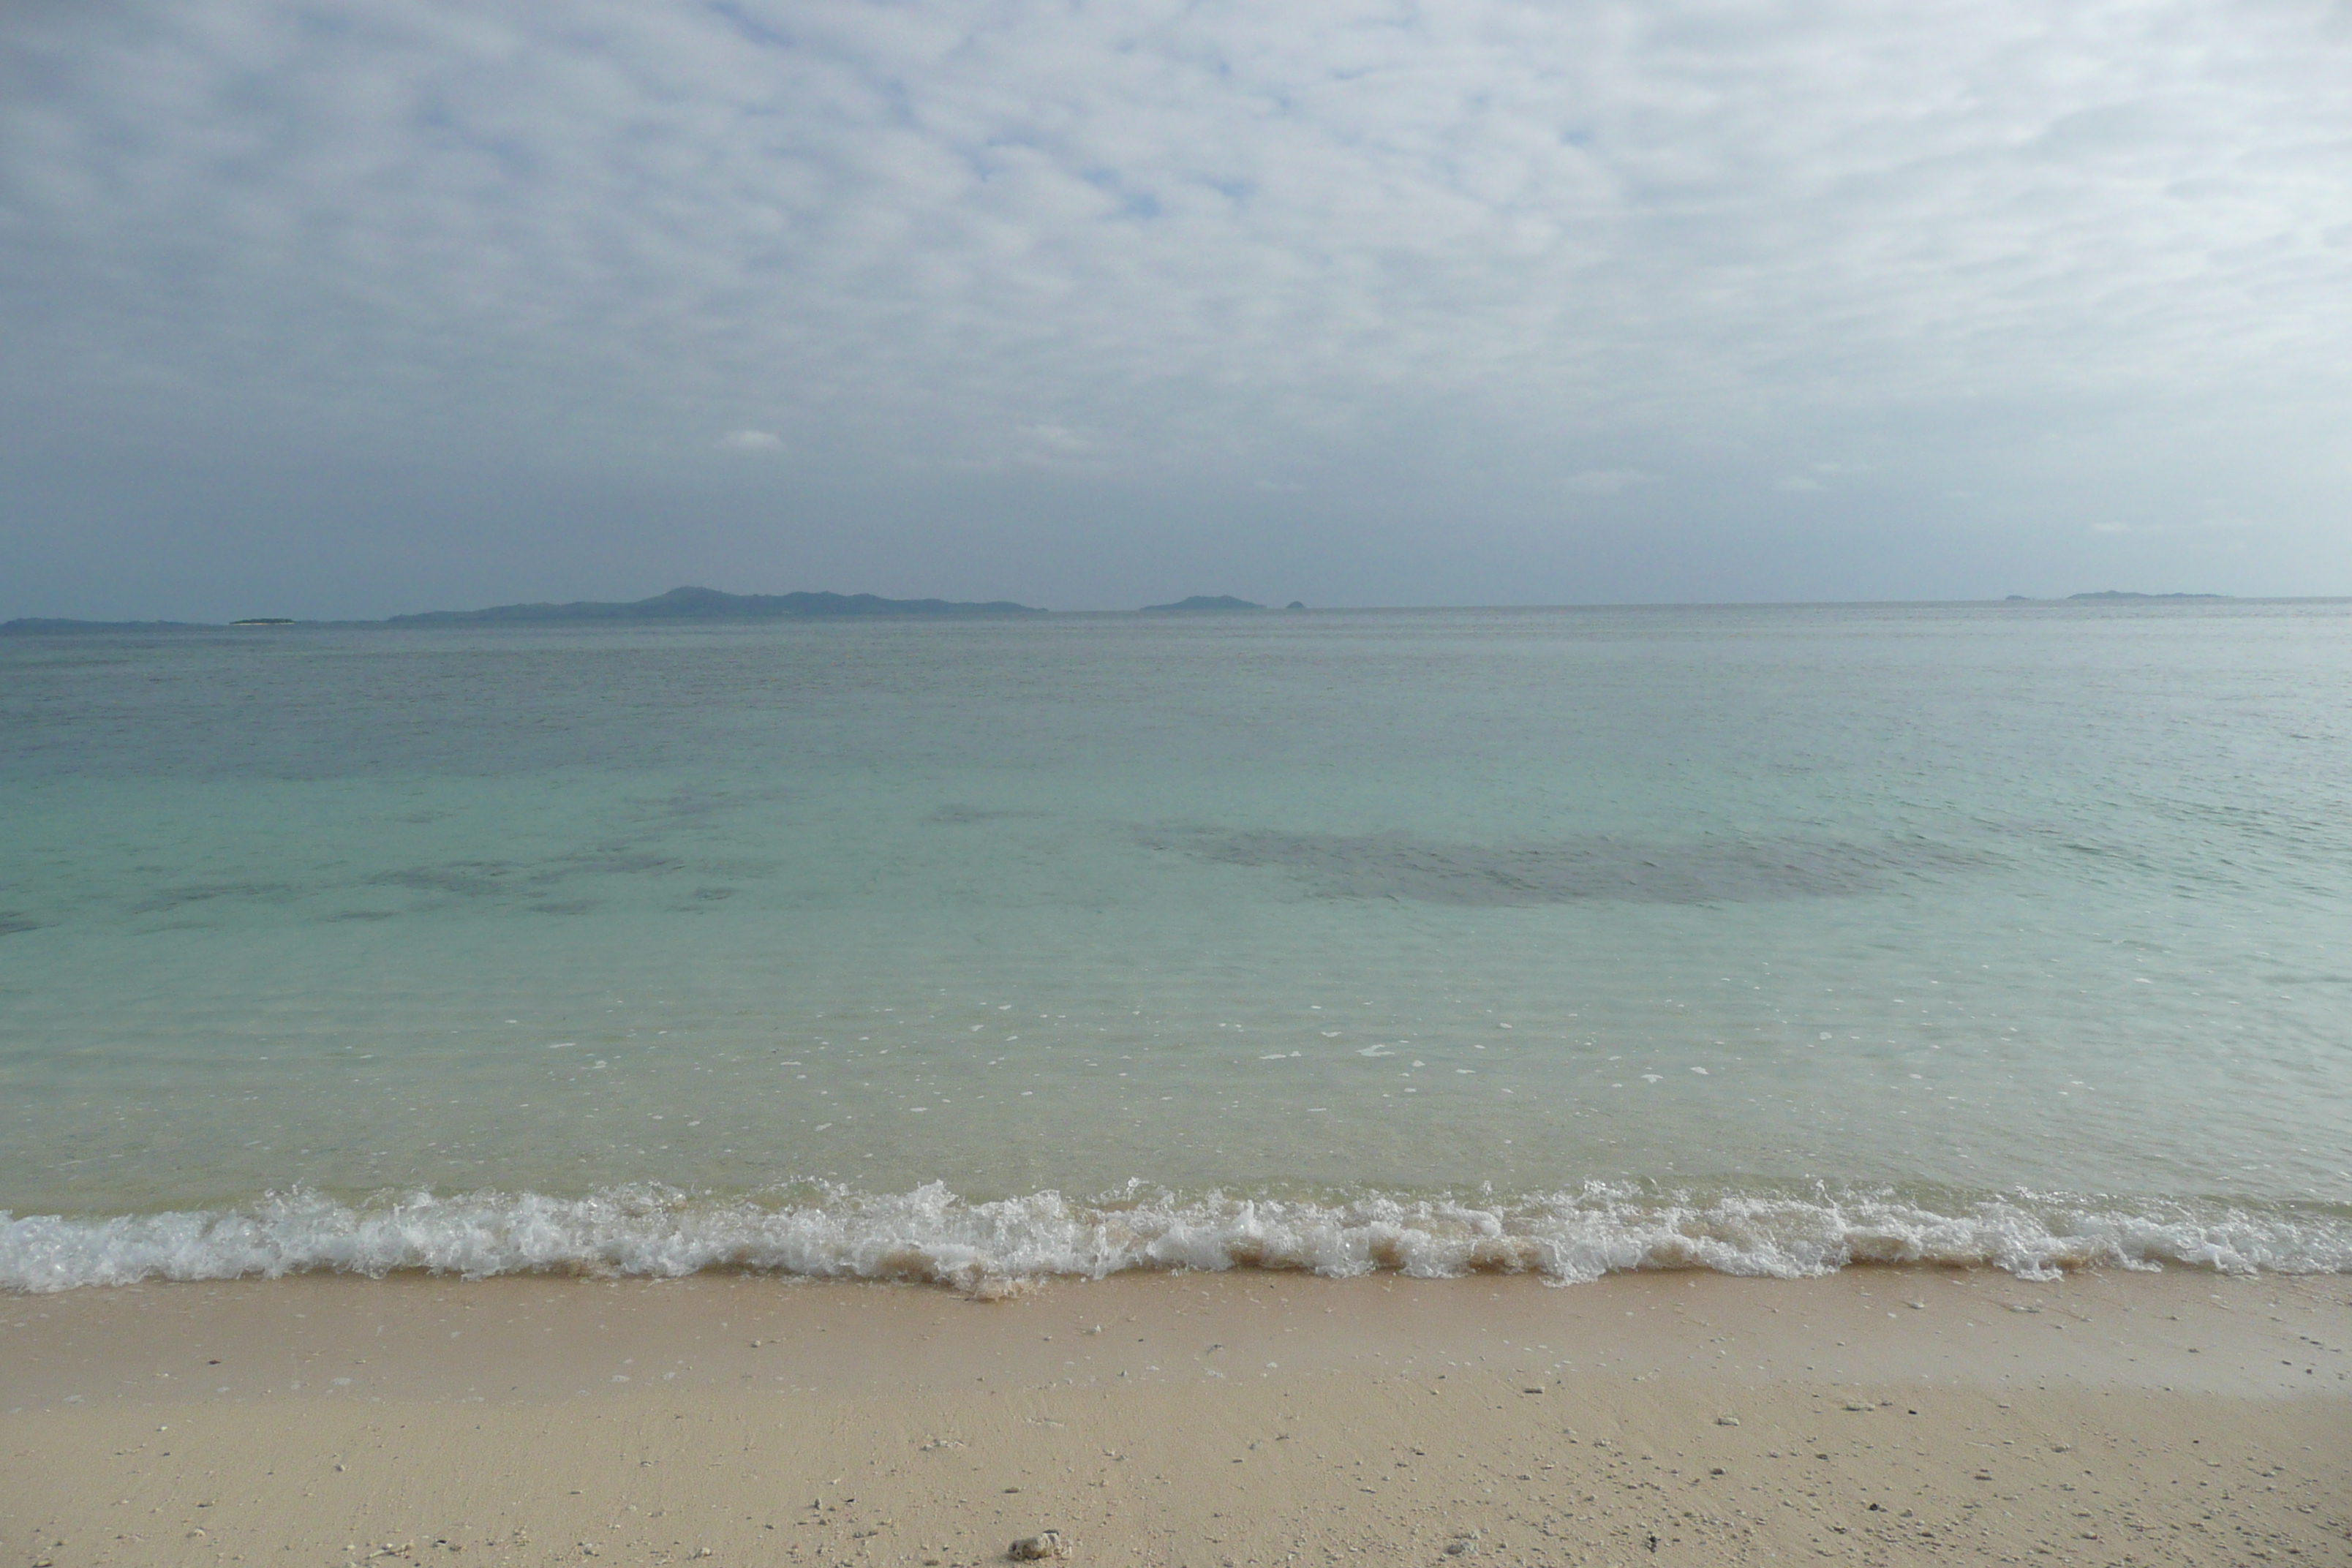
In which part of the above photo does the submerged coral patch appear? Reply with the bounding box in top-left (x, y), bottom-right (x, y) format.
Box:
top-left (1147, 828), bottom-right (1967, 905)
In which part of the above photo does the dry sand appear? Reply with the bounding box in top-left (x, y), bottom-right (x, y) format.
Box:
top-left (5, 1267), bottom-right (2348, 1567)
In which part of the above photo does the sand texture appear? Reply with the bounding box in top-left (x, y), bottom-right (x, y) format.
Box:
top-left (6, 1269), bottom-right (2348, 1567)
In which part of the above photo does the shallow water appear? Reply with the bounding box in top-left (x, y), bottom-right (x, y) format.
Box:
top-left (4, 602), bottom-right (2348, 1290)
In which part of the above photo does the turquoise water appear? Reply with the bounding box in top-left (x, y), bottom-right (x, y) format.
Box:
top-left (4, 603), bottom-right (2349, 1289)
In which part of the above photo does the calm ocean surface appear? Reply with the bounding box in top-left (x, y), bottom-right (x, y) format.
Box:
top-left (4, 602), bottom-right (2348, 1291)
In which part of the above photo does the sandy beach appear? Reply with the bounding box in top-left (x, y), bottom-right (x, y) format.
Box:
top-left (6, 1267), bottom-right (2347, 1567)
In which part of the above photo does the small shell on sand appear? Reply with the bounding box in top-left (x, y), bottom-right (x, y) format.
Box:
top-left (968, 1276), bottom-right (1039, 1303)
top-left (1009, 1530), bottom-right (1070, 1559)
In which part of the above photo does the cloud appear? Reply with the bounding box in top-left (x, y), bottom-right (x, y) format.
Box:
top-left (1006, 423), bottom-right (1104, 471)
top-left (718, 430), bottom-right (782, 452)
top-left (2091, 514), bottom-right (2255, 539)
top-left (11, 0), bottom-right (2346, 459)
top-left (1776, 476), bottom-right (1825, 494)
top-left (1, 0), bottom-right (2348, 610)
top-left (1565, 469), bottom-right (1648, 495)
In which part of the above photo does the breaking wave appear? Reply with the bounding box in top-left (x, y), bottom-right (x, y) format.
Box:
top-left (7, 1180), bottom-right (2349, 1293)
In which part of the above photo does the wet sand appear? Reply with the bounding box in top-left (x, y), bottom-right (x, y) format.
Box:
top-left (5, 1267), bottom-right (2348, 1566)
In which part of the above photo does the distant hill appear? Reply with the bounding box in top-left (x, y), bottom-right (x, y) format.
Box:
top-left (2066, 591), bottom-right (2225, 600)
top-left (3, 589), bottom-right (1044, 631)
top-left (1141, 595), bottom-right (1264, 612)
top-left (387, 586), bottom-right (1044, 623)
top-left (0, 617), bottom-right (206, 633)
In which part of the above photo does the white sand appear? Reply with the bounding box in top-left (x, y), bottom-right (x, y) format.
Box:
top-left (6, 1268), bottom-right (2348, 1566)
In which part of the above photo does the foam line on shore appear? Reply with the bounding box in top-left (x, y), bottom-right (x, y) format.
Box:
top-left (6, 1180), bottom-right (2348, 1293)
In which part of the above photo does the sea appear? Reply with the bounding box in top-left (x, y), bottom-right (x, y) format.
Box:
top-left (4, 601), bottom-right (2348, 1293)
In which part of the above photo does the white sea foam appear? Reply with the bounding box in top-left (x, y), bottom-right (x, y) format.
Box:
top-left (5, 1183), bottom-right (2348, 1294)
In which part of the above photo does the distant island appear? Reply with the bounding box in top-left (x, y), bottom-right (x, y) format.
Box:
top-left (2065, 591), bottom-right (2225, 601)
top-left (0, 617), bottom-right (206, 633)
top-left (1, 586), bottom-right (1045, 633)
top-left (1141, 595), bottom-right (1264, 612)
top-left (388, 586), bottom-right (1044, 623)
top-left (4, 589), bottom-right (2264, 636)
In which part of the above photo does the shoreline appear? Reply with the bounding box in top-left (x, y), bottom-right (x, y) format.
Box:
top-left (12, 1181), bottom-right (2346, 1294)
top-left (8, 1269), bottom-right (2348, 1566)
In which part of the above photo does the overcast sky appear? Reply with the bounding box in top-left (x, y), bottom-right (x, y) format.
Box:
top-left (4, 0), bottom-right (2348, 618)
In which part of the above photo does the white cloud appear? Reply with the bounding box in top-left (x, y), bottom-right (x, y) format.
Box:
top-left (2, 0), bottom-right (2348, 606)
top-left (10, 0), bottom-right (2347, 456)
top-left (1565, 469), bottom-right (1648, 495)
top-left (718, 430), bottom-right (782, 452)
top-left (1776, 475), bottom-right (1825, 494)
top-left (1005, 422), bottom-right (1104, 471)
